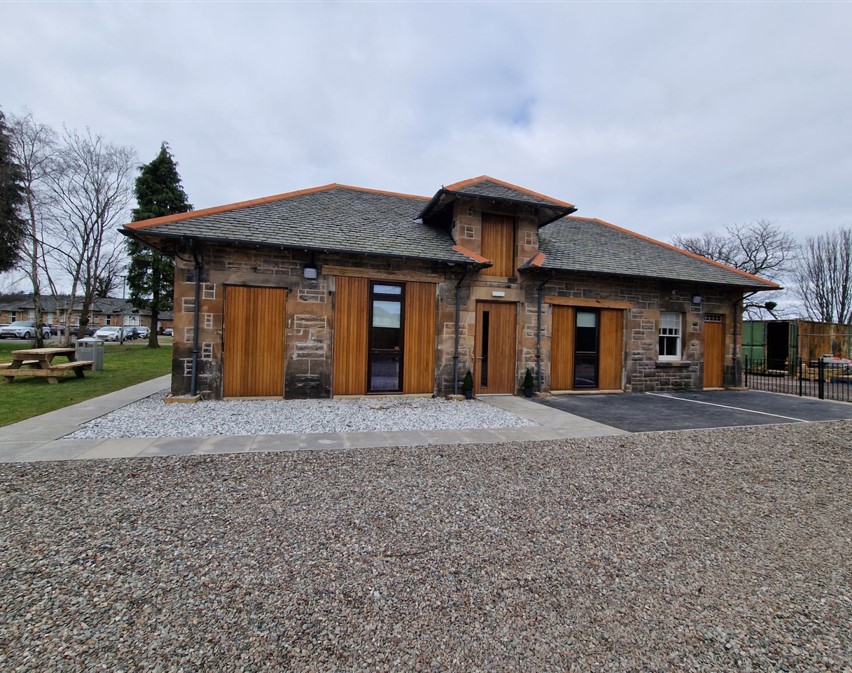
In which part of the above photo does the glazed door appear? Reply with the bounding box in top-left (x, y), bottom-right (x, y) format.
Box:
top-left (475, 302), bottom-right (516, 394)
top-left (223, 285), bottom-right (286, 397)
top-left (704, 318), bottom-right (725, 388)
top-left (551, 306), bottom-right (623, 391)
top-left (573, 310), bottom-right (599, 389)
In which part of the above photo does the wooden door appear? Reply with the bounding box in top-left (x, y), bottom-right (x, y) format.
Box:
top-left (333, 276), bottom-right (369, 395)
top-left (704, 319), bottom-right (725, 388)
top-left (475, 302), bottom-right (516, 394)
top-left (598, 309), bottom-right (624, 390)
top-left (480, 214), bottom-right (515, 277)
top-left (550, 306), bottom-right (575, 390)
top-left (402, 281), bottom-right (436, 394)
top-left (223, 285), bottom-right (286, 397)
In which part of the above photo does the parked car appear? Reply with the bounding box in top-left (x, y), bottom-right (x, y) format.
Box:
top-left (0, 321), bottom-right (51, 340)
top-left (136, 326), bottom-right (150, 339)
top-left (163, 327), bottom-right (174, 337)
top-left (94, 326), bottom-right (125, 341)
top-left (819, 354), bottom-right (852, 374)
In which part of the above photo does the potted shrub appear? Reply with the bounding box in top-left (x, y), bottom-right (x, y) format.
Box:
top-left (522, 367), bottom-right (535, 398)
top-left (462, 370), bottom-right (474, 400)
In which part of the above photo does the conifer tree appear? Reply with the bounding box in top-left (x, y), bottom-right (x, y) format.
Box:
top-left (0, 109), bottom-right (27, 273)
top-left (127, 143), bottom-right (192, 347)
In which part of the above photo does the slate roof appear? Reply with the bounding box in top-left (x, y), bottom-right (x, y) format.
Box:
top-left (417, 176), bottom-right (575, 225)
top-left (124, 178), bottom-right (777, 290)
top-left (125, 185), bottom-right (474, 265)
top-left (0, 294), bottom-right (134, 313)
top-left (534, 217), bottom-right (778, 289)
top-left (444, 176), bottom-right (574, 209)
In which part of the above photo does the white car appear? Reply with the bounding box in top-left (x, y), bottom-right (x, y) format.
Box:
top-left (136, 326), bottom-right (150, 338)
top-left (94, 326), bottom-right (125, 342)
top-left (0, 321), bottom-right (51, 339)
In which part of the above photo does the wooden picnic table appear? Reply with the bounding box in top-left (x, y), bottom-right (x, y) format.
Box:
top-left (1, 347), bottom-right (94, 384)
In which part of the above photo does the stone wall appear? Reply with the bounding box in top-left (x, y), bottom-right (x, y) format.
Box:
top-left (170, 235), bottom-right (744, 399)
top-left (539, 273), bottom-right (742, 392)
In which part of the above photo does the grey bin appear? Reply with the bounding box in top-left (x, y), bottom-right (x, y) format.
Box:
top-left (75, 338), bottom-right (104, 371)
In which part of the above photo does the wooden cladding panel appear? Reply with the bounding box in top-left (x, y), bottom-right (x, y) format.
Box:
top-left (332, 276), bottom-right (369, 395)
top-left (704, 321), bottom-right (725, 388)
top-left (481, 214), bottom-right (515, 277)
top-left (403, 282), bottom-right (437, 394)
top-left (598, 309), bottom-right (624, 390)
top-left (550, 306), bottom-right (575, 390)
top-left (223, 285), bottom-right (286, 397)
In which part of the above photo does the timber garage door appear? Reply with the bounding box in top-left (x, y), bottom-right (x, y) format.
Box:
top-left (551, 307), bottom-right (623, 391)
top-left (223, 285), bottom-right (287, 397)
top-left (332, 277), bottom-right (437, 395)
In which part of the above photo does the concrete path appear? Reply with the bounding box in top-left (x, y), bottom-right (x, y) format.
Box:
top-left (0, 380), bottom-right (625, 463)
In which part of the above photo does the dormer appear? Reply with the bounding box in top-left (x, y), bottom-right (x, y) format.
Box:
top-left (418, 176), bottom-right (576, 277)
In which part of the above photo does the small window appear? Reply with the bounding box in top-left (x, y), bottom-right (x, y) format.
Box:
top-left (659, 312), bottom-right (682, 361)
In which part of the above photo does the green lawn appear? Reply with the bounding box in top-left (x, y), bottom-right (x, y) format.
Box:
top-left (0, 341), bottom-right (172, 427)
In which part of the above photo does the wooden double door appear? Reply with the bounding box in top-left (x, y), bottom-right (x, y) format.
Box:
top-left (551, 307), bottom-right (623, 391)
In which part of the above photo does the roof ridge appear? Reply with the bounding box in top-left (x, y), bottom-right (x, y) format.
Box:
top-left (443, 175), bottom-right (575, 210)
top-left (563, 215), bottom-right (780, 289)
top-left (124, 183), bottom-right (429, 231)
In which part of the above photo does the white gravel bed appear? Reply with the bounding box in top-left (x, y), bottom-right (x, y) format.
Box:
top-left (65, 391), bottom-right (537, 439)
top-left (1, 421), bottom-right (850, 672)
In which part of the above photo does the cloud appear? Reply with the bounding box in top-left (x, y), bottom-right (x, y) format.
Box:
top-left (3, 1), bottom-right (851, 246)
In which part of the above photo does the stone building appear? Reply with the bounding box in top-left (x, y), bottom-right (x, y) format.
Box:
top-left (122, 176), bottom-right (778, 399)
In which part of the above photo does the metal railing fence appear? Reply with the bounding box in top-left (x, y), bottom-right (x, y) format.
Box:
top-left (743, 356), bottom-right (852, 403)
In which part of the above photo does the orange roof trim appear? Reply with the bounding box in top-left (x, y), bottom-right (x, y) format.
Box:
top-left (528, 251), bottom-right (546, 268)
top-left (443, 175), bottom-right (576, 210)
top-left (124, 183), bottom-right (430, 231)
top-left (452, 244), bottom-right (491, 265)
top-left (566, 216), bottom-right (781, 289)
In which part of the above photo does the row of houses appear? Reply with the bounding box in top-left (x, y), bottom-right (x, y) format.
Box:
top-left (0, 294), bottom-right (173, 333)
top-left (123, 176), bottom-right (779, 400)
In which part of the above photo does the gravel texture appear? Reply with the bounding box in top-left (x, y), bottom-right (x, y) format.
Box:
top-left (65, 392), bottom-right (537, 439)
top-left (2, 421), bottom-right (850, 672)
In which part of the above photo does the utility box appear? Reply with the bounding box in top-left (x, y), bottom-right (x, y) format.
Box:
top-left (76, 337), bottom-right (104, 371)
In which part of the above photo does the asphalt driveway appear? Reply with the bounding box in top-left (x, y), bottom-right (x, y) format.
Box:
top-left (537, 389), bottom-right (852, 432)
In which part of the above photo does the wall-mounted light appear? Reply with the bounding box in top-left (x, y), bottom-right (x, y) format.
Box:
top-left (303, 263), bottom-right (318, 280)
top-left (692, 295), bottom-right (703, 305)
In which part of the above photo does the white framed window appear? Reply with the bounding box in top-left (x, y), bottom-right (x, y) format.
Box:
top-left (659, 312), bottom-right (682, 361)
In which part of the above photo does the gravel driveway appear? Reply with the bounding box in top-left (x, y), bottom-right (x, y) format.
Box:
top-left (2, 421), bottom-right (850, 672)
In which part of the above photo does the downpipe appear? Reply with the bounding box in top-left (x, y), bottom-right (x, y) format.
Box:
top-left (453, 267), bottom-right (469, 395)
top-left (536, 272), bottom-right (555, 392)
top-left (190, 239), bottom-right (202, 397)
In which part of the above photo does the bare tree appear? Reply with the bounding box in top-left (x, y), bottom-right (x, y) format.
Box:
top-left (9, 112), bottom-right (59, 347)
top-left (672, 220), bottom-right (797, 318)
top-left (45, 128), bottom-right (136, 343)
top-left (794, 228), bottom-right (852, 324)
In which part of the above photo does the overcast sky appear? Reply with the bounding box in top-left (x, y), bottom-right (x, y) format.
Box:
top-left (4, 1), bottom-right (852, 246)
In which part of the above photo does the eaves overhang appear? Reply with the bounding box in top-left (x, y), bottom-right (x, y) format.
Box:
top-left (418, 188), bottom-right (576, 227)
